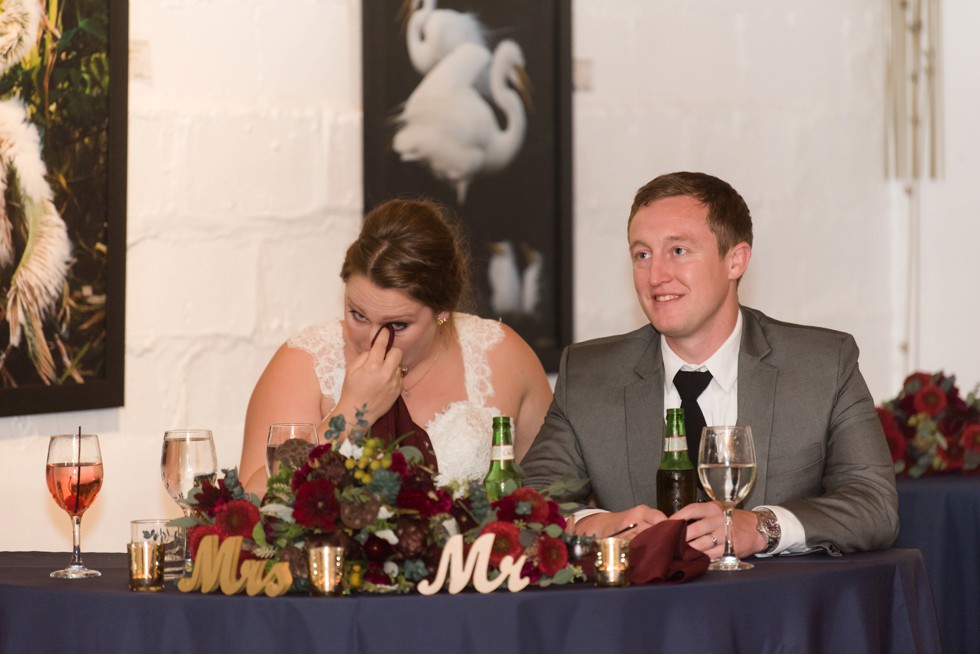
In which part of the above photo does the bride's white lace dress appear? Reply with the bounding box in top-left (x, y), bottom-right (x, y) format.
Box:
top-left (287, 313), bottom-right (503, 486)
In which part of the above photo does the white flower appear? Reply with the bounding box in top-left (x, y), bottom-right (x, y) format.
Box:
top-left (260, 503), bottom-right (295, 523)
top-left (374, 529), bottom-right (398, 545)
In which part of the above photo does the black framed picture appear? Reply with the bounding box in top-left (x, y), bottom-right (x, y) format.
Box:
top-left (362, 0), bottom-right (572, 372)
top-left (0, 1), bottom-right (127, 417)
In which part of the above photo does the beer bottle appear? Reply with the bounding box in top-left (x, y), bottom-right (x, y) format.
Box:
top-left (656, 408), bottom-right (697, 516)
top-left (483, 416), bottom-right (521, 501)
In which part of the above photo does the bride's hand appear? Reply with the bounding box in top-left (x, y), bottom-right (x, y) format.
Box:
top-left (338, 330), bottom-right (404, 425)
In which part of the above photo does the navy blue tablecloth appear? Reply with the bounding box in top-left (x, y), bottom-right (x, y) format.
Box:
top-left (896, 475), bottom-right (980, 654)
top-left (0, 549), bottom-right (940, 653)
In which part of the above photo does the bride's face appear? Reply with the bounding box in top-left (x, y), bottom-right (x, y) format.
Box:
top-left (343, 274), bottom-right (446, 366)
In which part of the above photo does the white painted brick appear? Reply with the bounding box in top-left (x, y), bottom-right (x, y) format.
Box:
top-left (184, 112), bottom-right (326, 218)
top-left (127, 239), bottom-right (258, 338)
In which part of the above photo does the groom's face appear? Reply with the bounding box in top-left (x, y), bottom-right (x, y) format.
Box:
top-left (628, 195), bottom-right (746, 356)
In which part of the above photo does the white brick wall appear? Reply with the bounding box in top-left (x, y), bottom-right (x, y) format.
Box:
top-left (1, 0), bottom-right (976, 552)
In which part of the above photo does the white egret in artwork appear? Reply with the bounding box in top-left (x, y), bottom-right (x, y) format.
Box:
top-left (393, 39), bottom-right (532, 204)
top-left (402, 0), bottom-right (487, 77)
top-left (0, 0), bottom-right (71, 383)
top-left (487, 240), bottom-right (522, 316)
top-left (520, 242), bottom-right (543, 316)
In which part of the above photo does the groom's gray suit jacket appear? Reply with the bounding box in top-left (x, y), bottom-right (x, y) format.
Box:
top-left (522, 306), bottom-right (899, 553)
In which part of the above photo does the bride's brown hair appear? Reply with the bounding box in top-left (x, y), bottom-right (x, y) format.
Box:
top-left (340, 198), bottom-right (470, 314)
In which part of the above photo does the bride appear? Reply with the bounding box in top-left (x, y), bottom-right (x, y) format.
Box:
top-left (239, 198), bottom-right (553, 494)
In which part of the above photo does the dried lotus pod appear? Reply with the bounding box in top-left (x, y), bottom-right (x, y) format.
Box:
top-left (339, 495), bottom-right (381, 530)
top-left (279, 543), bottom-right (308, 581)
top-left (274, 438), bottom-right (315, 471)
top-left (396, 517), bottom-right (427, 557)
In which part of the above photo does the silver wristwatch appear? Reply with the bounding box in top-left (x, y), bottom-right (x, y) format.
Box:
top-left (755, 508), bottom-right (781, 554)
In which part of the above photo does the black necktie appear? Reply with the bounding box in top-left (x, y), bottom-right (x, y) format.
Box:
top-left (673, 369), bottom-right (713, 500)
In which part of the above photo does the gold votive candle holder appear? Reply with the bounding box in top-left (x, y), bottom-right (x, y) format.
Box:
top-left (594, 537), bottom-right (630, 587)
top-left (128, 541), bottom-right (165, 592)
top-left (307, 543), bottom-right (345, 596)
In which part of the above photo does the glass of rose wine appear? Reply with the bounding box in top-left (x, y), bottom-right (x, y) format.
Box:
top-left (45, 433), bottom-right (104, 579)
top-left (697, 425), bottom-right (757, 571)
top-left (160, 429), bottom-right (217, 577)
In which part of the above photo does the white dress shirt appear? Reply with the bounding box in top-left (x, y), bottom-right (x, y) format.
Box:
top-left (662, 311), bottom-right (805, 555)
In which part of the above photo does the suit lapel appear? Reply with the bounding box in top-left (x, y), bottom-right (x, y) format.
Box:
top-left (737, 308), bottom-right (776, 506)
top-left (625, 334), bottom-right (664, 506)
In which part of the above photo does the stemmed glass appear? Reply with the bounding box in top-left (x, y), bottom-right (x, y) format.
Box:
top-left (160, 429), bottom-right (217, 576)
top-left (697, 425), bottom-right (757, 571)
top-left (266, 423), bottom-right (319, 477)
top-left (45, 433), bottom-right (104, 578)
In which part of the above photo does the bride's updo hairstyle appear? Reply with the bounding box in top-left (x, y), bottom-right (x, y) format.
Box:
top-left (341, 198), bottom-right (470, 315)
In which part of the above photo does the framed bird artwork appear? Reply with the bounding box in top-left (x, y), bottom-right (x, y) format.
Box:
top-left (0, 0), bottom-right (127, 417)
top-left (363, 0), bottom-right (572, 372)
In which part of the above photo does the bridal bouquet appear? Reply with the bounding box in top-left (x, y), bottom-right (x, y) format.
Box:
top-left (180, 413), bottom-right (584, 594)
top-left (877, 371), bottom-right (980, 477)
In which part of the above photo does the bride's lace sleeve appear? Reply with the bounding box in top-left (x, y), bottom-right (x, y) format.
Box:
top-left (286, 321), bottom-right (345, 403)
top-left (455, 314), bottom-right (504, 407)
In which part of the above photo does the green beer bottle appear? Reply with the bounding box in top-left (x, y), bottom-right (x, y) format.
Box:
top-left (656, 408), bottom-right (697, 516)
top-left (483, 416), bottom-right (521, 501)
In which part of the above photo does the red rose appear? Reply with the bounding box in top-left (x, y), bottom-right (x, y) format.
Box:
top-left (480, 521), bottom-right (523, 567)
top-left (520, 559), bottom-right (543, 584)
top-left (962, 424), bottom-right (980, 453)
top-left (913, 385), bottom-right (948, 417)
top-left (877, 407), bottom-right (907, 462)
top-left (292, 479), bottom-right (339, 531)
top-left (188, 524), bottom-right (221, 560)
top-left (903, 372), bottom-right (934, 392)
top-left (389, 451), bottom-right (408, 475)
top-left (545, 500), bottom-right (567, 530)
top-left (214, 499), bottom-right (260, 539)
top-left (536, 535), bottom-right (569, 576)
top-left (493, 487), bottom-right (549, 523)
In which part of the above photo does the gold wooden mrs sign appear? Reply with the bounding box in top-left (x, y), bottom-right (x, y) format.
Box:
top-left (177, 535), bottom-right (292, 597)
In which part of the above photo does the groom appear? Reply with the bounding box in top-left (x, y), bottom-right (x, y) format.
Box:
top-left (522, 171), bottom-right (898, 558)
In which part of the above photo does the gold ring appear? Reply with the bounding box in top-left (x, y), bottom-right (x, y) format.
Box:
top-left (710, 533), bottom-right (717, 547)
top-left (398, 365), bottom-right (408, 376)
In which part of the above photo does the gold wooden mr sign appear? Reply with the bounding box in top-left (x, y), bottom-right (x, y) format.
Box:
top-left (417, 533), bottom-right (530, 595)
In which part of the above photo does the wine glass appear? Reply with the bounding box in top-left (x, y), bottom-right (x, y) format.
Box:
top-left (45, 433), bottom-right (104, 579)
top-left (697, 425), bottom-right (757, 571)
top-left (160, 429), bottom-right (217, 576)
top-left (266, 423), bottom-right (319, 477)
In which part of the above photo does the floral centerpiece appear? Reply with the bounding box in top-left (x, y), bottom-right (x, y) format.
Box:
top-left (877, 371), bottom-right (980, 477)
top-left (178, 413), bottom-right (585, 594)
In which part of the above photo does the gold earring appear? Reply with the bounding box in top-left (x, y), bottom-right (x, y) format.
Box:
top-left (436, 316), bottom-right (447, 327)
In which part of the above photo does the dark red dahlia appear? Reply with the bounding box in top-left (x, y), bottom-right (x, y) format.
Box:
top-left (362, 535), bottom-right (394, 563)
top-left (214, 499), bottom-right (260, 539)
top-left (292, 479), bottom-right (340, 531)
top-left (193, 479), bottom-right (233, 518)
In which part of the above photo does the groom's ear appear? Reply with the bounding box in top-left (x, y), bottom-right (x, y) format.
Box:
top-left (727, 242), bottom-right (752, 281)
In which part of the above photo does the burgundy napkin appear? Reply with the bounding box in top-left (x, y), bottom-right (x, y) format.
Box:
top-left (367, 326), bottom-right (439, 471)
top-left (627, 519), bottom-right (710, 585)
